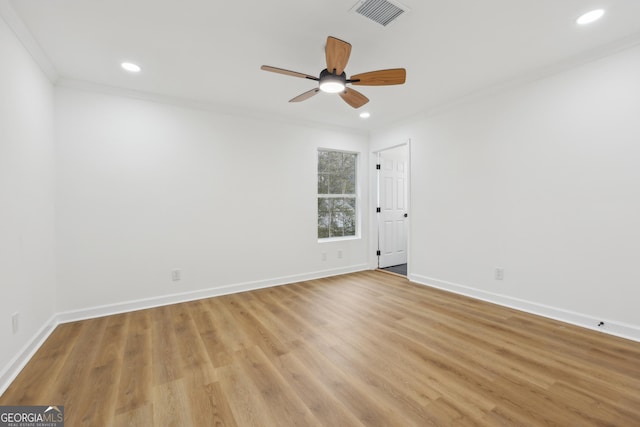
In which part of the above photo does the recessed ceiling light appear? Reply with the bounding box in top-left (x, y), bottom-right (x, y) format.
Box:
top-left (359, 112), bottom-right (371, 119)
top-left (121, 62), bottom-right (142, 73)
top-left (576, 9), bottom-right (605, 25)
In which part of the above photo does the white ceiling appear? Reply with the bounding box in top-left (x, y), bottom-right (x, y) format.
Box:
top-left (5, 0), bottom-right (640, 131)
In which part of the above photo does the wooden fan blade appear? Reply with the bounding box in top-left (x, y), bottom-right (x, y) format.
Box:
top-left (350, 68), bottom-right (406, 86)
top-left (325, 36), bottom-right (352, 75)
top-left (339, 88), bottom-right (369, 109)
top-left (261, 65), bottom-right (319, 81)
top-left (289, 88), bottom-right (320, 103)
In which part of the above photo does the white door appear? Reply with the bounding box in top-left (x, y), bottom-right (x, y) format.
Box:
top-left (378, 146), bottom-right (408, 268)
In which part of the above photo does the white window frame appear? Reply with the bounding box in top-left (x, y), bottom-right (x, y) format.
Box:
top-left (317, 148), bottom-right (360, 241)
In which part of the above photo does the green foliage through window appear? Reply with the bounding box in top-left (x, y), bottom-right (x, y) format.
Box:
top-left (318, 150), bottom-right (357, 239)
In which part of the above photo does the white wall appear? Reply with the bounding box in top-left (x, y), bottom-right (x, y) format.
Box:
top-left (54, 87), bottom-right (370, 314)
top-left (0, 16), bottom-right (56, 380)
top-left (371, 44), bottom-right (640, 338)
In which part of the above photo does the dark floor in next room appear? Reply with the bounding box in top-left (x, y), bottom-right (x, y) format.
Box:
top-left (381, 263), bottom-right (407, 276)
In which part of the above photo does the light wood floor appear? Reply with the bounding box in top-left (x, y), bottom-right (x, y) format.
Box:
top-left (2, 271), bottom-right (640, 426)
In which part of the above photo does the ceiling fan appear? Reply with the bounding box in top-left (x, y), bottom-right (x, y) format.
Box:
top-left (261, 36), bottom-right (406, 109)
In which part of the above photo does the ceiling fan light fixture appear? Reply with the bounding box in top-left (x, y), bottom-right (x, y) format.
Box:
top-left (320, 81), bottom-right (346, 93)
top-left (319, 69), bottom-right (347, 93)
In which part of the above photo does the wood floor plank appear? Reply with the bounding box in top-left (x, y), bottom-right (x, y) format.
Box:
top-left (113, 402), bottom-right (154, 427)
top-left (288, 342), bottom-right (410, 427)
top-left (233, 346), bottom-right (322, 426)
top-left (185, 380), bottom-right (238, 427)
top-left (1, 270), bottom-right (640, 426)
top-left (46, 317), bottom-right (110, 424)
top-left (200, 296), bottom-right (253, 356)
top-left (73, 360), bottom-right (121, 426)
top-left (115, 310), bottom-right (152, 415)
top-left (152, 378), bottom-right (194, 426)
top-left (72, 314), bottom-right (128, 426)
top-left (150, 306), bottom-right (182, 385)
top-left (223, 293), bottom-right (290, 358)
top-left (216, 354), bottom-right (281, 426)
top-left (273, 351), bottom-right (368, 427)
top-left (0, 321), bottom-right (83, 404)
top-left (170, 303), bottom-right (216, 385)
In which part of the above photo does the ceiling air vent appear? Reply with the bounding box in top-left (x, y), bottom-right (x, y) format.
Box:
top-left (350, 0), bottom-right (409, 27)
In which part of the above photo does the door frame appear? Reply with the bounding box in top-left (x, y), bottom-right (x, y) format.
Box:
top-left (370, 139), bottom-right (411, 275)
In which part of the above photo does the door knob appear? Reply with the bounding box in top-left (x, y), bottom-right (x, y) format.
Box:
top-left (404, 213), bottom-right (408, 218)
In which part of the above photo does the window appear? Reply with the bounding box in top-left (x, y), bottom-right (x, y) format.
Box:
top-left (317, 150), bottom-right (358, 239)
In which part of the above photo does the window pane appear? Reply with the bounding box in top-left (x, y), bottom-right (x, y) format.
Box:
top-left (318, 197), bottom-right (356, 238)
top-left (330, 204), bottom-right (344, 237)
top-left (318, 212), bottom-right (330, 238)
top-left (343, 153), bottom-right (356, 171)
top-left (318, 150), bottom-right (357, 239)
top-left (345, 197), bottom-right (356, 210)
top-left (328, 173), bottom-right (347, 194)
top-left (344, 210), bottom-right (356, 236)
top-left (332, 198), bottom-right (344, 215)
top-left (317, 198), bottom-right (330, 214)
top-left (328, 151), bottom-right (342, 174)
top-left (318, 173), bottom-right (329, 194)
top-left (318, 150), bottom-right (330, 173)
top-left (345, 172), bottom-right (356, 194)
top-left (345, 197), bottom-right (356, 235)
top-left (317, 198), bottom-right (329, 238)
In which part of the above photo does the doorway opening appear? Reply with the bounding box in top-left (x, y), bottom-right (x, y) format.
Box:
top-left (375, 143), bottom-right (409, 276)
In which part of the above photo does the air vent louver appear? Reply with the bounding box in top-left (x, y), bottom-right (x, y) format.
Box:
top-left (351, 0), bottom-right (408, 27)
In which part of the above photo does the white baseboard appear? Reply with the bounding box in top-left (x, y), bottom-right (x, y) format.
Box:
top-left (409, 273), bottom-right (640, 343)
top-left (56, 264), bottom-right (370, 324)
top-left (0, 315), bottom-right (58, 396)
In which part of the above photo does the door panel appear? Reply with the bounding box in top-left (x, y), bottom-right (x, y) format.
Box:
top-left (378, 146), bottom-right (408, 268)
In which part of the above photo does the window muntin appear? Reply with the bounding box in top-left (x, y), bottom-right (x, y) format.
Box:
top-left (318, 150), bottom-right (358, 239)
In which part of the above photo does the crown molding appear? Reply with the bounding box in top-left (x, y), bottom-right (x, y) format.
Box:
top-left (0, 0), bottom-right (58, 83)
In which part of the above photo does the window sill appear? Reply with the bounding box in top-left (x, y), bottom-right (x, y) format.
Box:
top-left (318, 236), bottom-right (361, 243)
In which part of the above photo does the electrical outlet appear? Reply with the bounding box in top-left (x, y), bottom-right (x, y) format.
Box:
top-left (337, 249), bottom-right (343, 259)
top-left (495, 268), bottom-right (504, 280)
top-left (12, 313), bottom-right (19, 335)
top-left (321, 252), bottom-right (327, 262)
top-left (172, 269), bottom-right (181, 282)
